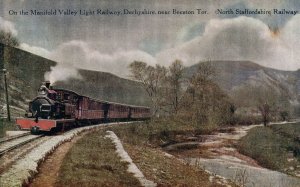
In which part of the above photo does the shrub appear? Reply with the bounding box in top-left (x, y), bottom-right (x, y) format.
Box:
top-left (237, 123), bottom-right (300, 174)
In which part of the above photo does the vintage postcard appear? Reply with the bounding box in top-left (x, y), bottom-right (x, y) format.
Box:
top-left (0, 1), bottom-right (300, 186)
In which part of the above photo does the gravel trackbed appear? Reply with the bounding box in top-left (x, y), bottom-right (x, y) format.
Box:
top-left (0, 123), bottom-right (123, 187)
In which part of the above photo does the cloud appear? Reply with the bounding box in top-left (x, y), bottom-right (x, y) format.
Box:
top-left (0, 17), bottom-right (17, 35)
top-left (276, 14), bottom-right (300, 70)
top-left (15, 15), bottom-right (300, 84)
top-left (223, 0), bottom-right (300, 28)
top-left (45, 40), bottom-right (157, 83)
top-left (176, 22), bottom-right (205, 44)
top-left (156, 16), bottom-right (300, 71)
top-left (282, 14), bottom-right (300, 50)
top-left (0, 16), bottom-right (51, 60)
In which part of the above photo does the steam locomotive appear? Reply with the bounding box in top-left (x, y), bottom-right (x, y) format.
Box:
top-left (16, 81), bottom-right (151, 133)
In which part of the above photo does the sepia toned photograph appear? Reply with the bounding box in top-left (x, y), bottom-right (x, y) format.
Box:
top-left (0, 0), bottom-right (300, 186)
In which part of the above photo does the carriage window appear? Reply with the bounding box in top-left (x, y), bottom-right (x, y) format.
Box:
top-left (64, 94), bottom-right (70, 100)
top-left (73, 96), bottom-right (78, 103)
top-left (57, 93), bottom-right (62, 101)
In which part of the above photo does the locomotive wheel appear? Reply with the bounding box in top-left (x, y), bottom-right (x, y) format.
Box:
top-left (31, 126), bottom-right (41, 134)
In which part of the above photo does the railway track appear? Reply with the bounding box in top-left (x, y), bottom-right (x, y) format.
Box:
top-left (0, 131), bottom-right (31, 144)
top-left (0, 134), bottom-right (43, 156)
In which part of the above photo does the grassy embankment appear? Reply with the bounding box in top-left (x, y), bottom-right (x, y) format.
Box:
top-left (237, 123), bottom-right (300, 176)
top-left (56, 130), bottom-right (141, 187)
top-left (57, 120), bottom-right (230, 186)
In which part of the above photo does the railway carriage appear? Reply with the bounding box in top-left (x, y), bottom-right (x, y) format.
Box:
top-left (131, 106), bottom-right (151, 119)
top-left (16, 81), bottom-right (151, 133)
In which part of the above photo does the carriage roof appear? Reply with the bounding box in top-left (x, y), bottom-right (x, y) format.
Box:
top-left (53, 88), bottom-right (150, 109)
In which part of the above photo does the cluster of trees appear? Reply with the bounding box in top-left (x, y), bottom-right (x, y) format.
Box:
top-left (178, 63), bottom-right (234, 127)
top-left (129, 60), bottom-right (234, 128)
top-left (232, 84), bottom-right (292, 126)
top-left (130, 60), bottom-right (294, 127)
top-left (0, 30), bottom-right (19, 47)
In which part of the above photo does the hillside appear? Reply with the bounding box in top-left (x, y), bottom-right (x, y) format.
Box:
top-left (1, 44), bottom-right (299, 118)
top-left (0, 44), bottom-right (149, 117)
top-left (54, 70), bottom-right (150, 106)
top-left (0, 44), bottom-right (56, 116)
top-left (185, 61), bottom-right (300, 103)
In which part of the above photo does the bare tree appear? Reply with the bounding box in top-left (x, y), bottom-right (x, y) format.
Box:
top-left (129, 60), bottom-right (232, 126)
top-left (166, 60), bottom-right (184, 114)
top-left (259, 102), bottom-right (270, 127)
top-left (232, 84), bottom-right (289, 126)
top-left (129, 61), bottom-right (167, 116)
top-left (255, 87), bottom-right (278, 126)
top-left (179, 62), bottom-right (231, 128)
top-left (0, 30), bottom-right (19, 47)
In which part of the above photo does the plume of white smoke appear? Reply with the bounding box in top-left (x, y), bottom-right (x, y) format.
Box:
top-left (44, 40), bottom-right (157, 83)
top-left (44, 66), bottom-right (81, 83)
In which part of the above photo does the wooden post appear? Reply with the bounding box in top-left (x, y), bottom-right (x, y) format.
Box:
top-left (3, 69), bottom-right (10, 121)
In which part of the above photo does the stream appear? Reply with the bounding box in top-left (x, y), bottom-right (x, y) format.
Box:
top-left (166, 123), bottom-right (300, 187)
top-left (186, 157), bottom-right (300, 187)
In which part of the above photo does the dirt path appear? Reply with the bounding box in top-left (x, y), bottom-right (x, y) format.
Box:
top-left (29, 132), bottom-right (88, 187)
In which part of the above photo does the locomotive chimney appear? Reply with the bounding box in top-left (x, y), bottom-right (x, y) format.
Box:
top-left (45, 81), bottom-right (51, 89)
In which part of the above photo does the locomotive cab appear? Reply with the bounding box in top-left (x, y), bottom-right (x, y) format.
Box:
top-left (38, 82), bottom-right (57, 99)
top-left (26, 82), bottom-right (60, 119)
top-left (29, 95), bottom-right (56, 119)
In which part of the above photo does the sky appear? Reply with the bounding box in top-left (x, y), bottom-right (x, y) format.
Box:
top-left (0, 0), bottom-right (300, 82)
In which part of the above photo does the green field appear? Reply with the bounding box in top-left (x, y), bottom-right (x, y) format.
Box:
top-left (237, 123), bottom-right (300, 176)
